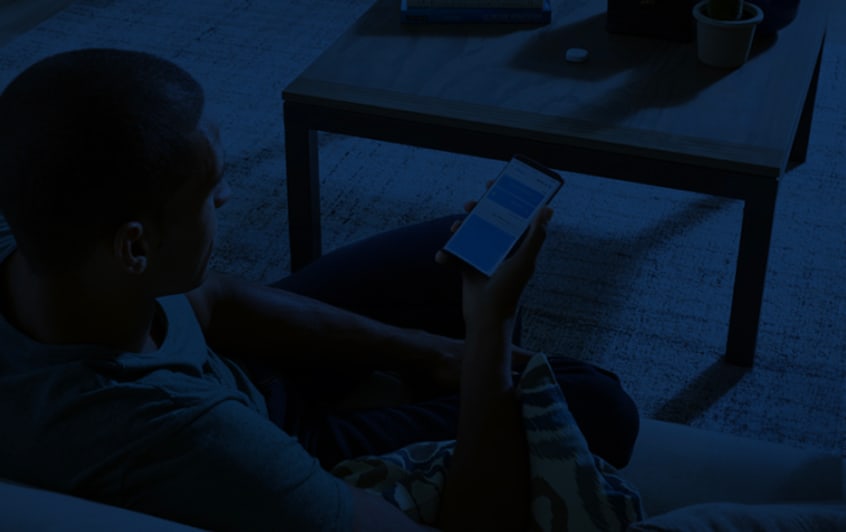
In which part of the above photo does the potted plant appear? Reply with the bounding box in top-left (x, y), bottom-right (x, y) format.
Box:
top-left (692, 0), bottom-right (764, 68)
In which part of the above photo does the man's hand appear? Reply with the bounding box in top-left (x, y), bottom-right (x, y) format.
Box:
top-left (435, 195), bottom-right (554, 329)
top-left (459, 207), bottom-right (552, 327)
top-left (383, 330), bottom-right (462, 396)
top-left (400, 321), bottom-right (538, 394)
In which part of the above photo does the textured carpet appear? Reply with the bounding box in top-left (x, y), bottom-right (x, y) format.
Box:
top-left (1, 0), bottom-right (844, 457)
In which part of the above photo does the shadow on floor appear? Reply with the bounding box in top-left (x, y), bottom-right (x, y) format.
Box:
top-left (653, 359), bottom-right (749, 424)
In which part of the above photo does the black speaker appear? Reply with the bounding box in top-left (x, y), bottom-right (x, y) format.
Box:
top-left (606, 0), bottom-right (699, 42)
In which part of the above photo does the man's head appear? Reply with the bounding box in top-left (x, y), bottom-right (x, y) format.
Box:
top-left (0, 48), bottom-right (228, 293)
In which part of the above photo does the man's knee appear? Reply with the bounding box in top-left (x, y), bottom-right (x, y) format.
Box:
top-left (545, 356), bottom-right (640, 469)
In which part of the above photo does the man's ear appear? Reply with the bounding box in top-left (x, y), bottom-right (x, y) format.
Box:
top-left (113, 221), bottom-right (149, 275)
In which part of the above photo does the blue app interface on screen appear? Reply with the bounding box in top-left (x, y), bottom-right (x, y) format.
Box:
top-left (444, 158), bottom-right (560, 276)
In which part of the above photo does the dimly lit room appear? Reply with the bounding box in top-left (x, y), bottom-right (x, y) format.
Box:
top-left (1, 0), bottom-right (844, 529)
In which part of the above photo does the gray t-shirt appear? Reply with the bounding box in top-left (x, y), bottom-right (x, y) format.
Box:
top-left (0, 217), bottom-right (352, 531)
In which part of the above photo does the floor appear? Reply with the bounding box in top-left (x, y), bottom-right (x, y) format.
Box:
top-left (0, 0), bottom-right (75, 46)
top-left (2, 0), bottom-right (843, 47)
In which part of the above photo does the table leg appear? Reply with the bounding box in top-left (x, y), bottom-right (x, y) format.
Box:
top-left (790, 41), bottom-right (824, 165)
top-left (724, 182), bottom-right (778, 367)
top-left (283, 102), bottom-right (321, 272)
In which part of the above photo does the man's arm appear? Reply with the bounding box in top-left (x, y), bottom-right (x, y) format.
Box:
top-left (435, 208), bottom-right (553, 531)
top-left (186, 272), bottom-right (463, 379)
top-left (125, 397), bottom-right (435, 531)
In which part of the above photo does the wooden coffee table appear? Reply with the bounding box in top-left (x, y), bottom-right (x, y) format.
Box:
top-left (282, 0), bottom-right (829, 366)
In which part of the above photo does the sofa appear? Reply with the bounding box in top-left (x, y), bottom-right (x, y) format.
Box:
top-left (623, 418), bottom-right (846, 529)
top-left (2, 417), bottom-right (844, 530)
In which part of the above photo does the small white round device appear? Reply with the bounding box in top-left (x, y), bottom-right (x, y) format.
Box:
top-left (565, 48), bottom-right (589, 63)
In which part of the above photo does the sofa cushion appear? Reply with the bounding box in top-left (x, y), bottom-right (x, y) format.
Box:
top-left (627, 502), bottom-right (846, 531)
top-left (621, 419), bottom-right (846, 516)
top-left (0, 479), bottom-right (201, 531)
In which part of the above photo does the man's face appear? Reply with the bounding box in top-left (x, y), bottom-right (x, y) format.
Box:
top-left (147, 119), bottom-right (230, 295)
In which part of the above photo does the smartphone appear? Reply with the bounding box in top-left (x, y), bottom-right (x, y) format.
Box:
top-left (442, 155), bottom-right (563, 277)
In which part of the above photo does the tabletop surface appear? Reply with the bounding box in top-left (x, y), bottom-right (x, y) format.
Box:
top-left (284, 0), bottom-right (830, 177)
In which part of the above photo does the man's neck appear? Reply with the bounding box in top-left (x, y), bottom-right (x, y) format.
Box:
top-left (1, 251), bottom-right (160, 353)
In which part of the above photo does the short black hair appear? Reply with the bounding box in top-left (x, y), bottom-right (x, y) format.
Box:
top-left (0, 48), bottom-right (205, 276)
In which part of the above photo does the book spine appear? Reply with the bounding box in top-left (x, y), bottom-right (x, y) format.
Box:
top-left (401, 2), bottom-right (551, 24)
top-left (406, 0), bottom-right (544, 8)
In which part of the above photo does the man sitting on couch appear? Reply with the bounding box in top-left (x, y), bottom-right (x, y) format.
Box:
top-left (0, 48), bottom-right (638, 530)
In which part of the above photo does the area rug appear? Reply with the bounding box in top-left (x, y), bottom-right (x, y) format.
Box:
top-left (0, 0), bottom-right (844, 457)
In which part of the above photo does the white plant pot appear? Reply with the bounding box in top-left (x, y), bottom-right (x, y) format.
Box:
top-left (692, 1), bottom-right (764, 68)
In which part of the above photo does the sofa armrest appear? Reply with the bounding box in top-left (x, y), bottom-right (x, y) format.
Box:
top-left (621, 418), bottom-right (846, 517)
top-left (0, 479), bottom-right (203, 531)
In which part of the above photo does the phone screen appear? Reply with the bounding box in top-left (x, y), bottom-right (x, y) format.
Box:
top-left (442, 156), bottom-right (563, 276)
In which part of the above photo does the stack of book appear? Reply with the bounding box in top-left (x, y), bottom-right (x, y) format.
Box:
top-left (400, 0), bottom-right (552, 24)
